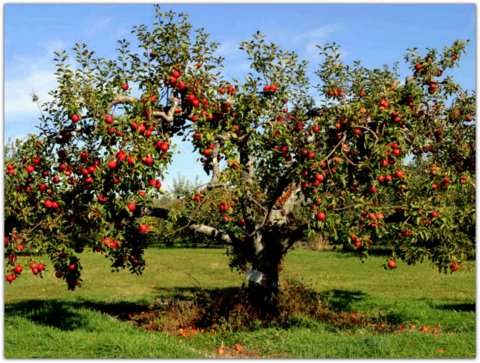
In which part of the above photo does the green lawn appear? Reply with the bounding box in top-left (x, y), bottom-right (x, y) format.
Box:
top-left (4, 248), bottom-right (476, 358)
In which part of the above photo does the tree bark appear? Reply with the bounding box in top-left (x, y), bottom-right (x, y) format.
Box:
top-left (247, 232), bottom-right (285, 318)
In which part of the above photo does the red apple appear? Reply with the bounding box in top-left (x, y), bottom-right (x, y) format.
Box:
top-left (107, 160), bottom-right (118, 170)
top-left (387, 260), bottom-right (397, 269)
top-left (219, 202), bottom-right (228, 212)
top-left (143, 156), bottom-right (153, 165)
top-left (450, 262), bottom-right (459, 271)
top-left (105, 115), bottom-right (114, 124)
top-left (127, 203), bottom-right (136, 212)
top-left (116, 150), bottom-right (126, 162)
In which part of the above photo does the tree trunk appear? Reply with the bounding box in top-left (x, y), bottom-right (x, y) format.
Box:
top-left (247, 232), bottom-right (284, 318)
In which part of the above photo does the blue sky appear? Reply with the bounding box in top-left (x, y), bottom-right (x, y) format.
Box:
top-left (4, 3), bottom-right (476, 188)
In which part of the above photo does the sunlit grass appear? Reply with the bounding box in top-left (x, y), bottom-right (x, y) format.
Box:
top-left (4, 248), bottom-right (475, 358)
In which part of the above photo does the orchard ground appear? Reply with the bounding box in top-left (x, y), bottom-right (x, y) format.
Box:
top-left (4, 248), bottom-right (475, 358)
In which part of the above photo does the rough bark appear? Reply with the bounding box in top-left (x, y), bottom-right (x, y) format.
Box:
top-left (246, 231), bottom-right (285, 317)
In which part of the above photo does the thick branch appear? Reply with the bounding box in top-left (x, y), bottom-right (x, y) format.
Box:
top-left (208, 141), bottom-right (221, 188)
top-left (239, 145), bottom-right (259, 235)
top-left (149, 207), bottom-right (170, 219)
top-left (107, 94), bottom-right (181, 123)
top-left (152, 96), bottom-right (181, 122)
top-left (107, 95), bottom-right (137, 110)
top-left (188, 224), bottom-right (232, 244)
top-left (149, 207), bottom-right (236, 245)
top-left (281, 224), bottom-right (309, 254)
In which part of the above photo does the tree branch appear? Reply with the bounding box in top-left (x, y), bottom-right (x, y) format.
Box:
top-left (239, 146), bottom-right (258, 235)
top-left (106, 94), bottom-right (181, 123)
top-left (281, 224), bottom-right (308, 254)
top-left (149, 207), bottom-right (237, 245)
top-left (107, 95), bottom-right (137, 110)
top-left (208, 141), bottom-right (221, 188)
top-left (352, 125), bottom-right (379, 141)
top-left (152, 96), bottom-right (181, 122)
top-left (188, 224), bottom-right (232, 244)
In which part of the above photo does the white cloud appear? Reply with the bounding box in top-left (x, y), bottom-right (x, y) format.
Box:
top-left (39, 40), bottom-right (66, 54)
top-left (5, 69), bottom-right (57, 123)
top-left (295, 24), bottom-right (343, 57)
top-left (295, 24), bottom-right (340, 43)
top-left (86, 16), bottom-right (113, 37)
top-left (4, 42), bottom-right (61, 128)
top-left (215, 40), bottom-right (242, 58)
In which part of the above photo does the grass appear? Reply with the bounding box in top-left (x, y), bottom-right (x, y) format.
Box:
top-left (4, 248), bottom-right (476, 358)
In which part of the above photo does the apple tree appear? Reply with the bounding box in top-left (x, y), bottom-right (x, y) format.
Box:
top-left (4, 7), bottom-right (475, 313)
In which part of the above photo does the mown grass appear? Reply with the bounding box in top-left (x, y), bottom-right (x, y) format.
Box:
top-left (4, 248), bottom-right (476, 358)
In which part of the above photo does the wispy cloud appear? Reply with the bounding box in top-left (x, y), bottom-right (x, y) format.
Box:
top-left (5, 41), bottom-right (60, 131)
top-left (39, 40), bottom-right (66, 54)
top-left (295, 24), bottom-right (340, 43)
top-left (5, 69), bottom-right (57, 124)
top-left (294, 24), bottom-right (344, 59)
top-left (86, 16), bottom-right (113, 37)
top-left (215, 40), bottom-right (242, 58)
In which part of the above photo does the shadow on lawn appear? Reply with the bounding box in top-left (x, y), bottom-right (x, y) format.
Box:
top-left (319, 289), bottom-right (366, 311)
top-left (4, 300), bottom-right (88, 331)
top-left (436, 302), bottom-right (475, 312)
top-left (4, 299), bottom-right (150, 331)
top-left (152, 286), bottom-right (239, 301)
top-left (4, 286), bottom-right (422, 333)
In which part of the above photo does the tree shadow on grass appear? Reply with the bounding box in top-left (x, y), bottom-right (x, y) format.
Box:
top-left (152, 286), bottom-right (239, 301)
top-left (4, 299), bottom-right (150, 330)
top-left (5, 300), bottom-right (87, 331)
top-left (319, 289), bottom-right (367, 311)
top-left (4, 286), bottom-right (414, 333)
top-left (436, 302), bottom-right (475, 312)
